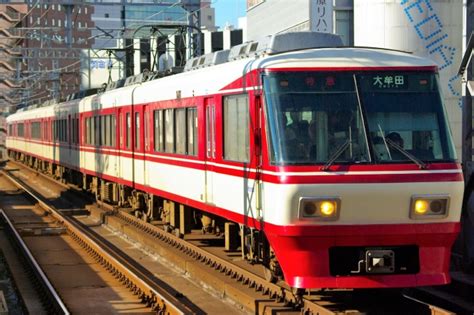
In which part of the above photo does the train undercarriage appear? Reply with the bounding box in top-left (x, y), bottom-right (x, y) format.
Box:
top-left (7, 149), bottom-right (284, 284)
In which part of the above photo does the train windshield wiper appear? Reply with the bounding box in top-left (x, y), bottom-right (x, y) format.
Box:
top-left (321, 139), bottom-right (350, 171)
top-left (384, 138), bottom-right (427, 169)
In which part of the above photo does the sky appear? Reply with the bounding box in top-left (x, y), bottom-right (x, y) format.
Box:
top-left (212, 0), bottom-right (247, 29)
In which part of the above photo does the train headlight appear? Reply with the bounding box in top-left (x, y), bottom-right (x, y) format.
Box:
top-left (299, 197), bottom-right (340, 221)
top-left (410, 195), bottom-right (449, 219)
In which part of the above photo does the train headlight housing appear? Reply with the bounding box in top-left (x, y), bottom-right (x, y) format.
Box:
top-left (299, 197), bottom-right (340, 221)
top-left (410, 195), bottom-right (450, 219)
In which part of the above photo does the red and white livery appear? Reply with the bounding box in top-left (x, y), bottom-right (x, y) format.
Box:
top-left (6, 32), bottom-right (464, 289)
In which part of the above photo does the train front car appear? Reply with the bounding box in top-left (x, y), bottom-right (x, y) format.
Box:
top-left (257, 47), bottom-right (464, 289)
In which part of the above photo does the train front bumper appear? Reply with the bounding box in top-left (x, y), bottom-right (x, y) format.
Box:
top-left (265, 222), bottom-right (460, 289)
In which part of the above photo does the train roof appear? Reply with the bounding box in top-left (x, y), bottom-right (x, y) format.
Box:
top-left (8, 32), bottom-right (438, 121)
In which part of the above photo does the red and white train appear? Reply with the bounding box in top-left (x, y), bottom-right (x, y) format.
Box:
top-left (6, 32), bottom-right (464, 289)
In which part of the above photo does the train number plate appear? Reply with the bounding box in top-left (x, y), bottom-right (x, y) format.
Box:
top-left (365, 250), bottom-right (395, 274)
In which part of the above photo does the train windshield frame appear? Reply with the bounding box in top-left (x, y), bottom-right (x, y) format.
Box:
top-left (262, 70), bottom-right (457, 166)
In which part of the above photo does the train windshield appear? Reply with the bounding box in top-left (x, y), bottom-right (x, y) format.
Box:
top-left (263, 71), bottom-right (456, 165)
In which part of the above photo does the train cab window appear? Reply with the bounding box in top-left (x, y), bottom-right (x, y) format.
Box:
top-left (126, 113), bottom-right (131, 149)
top-left (153, 110), bottom-right (164, 152)
top-left (176, 108), bottom-right (186, 155)
top-left (134, 112), bottom-right (140, 150)
top-left (187, 107), bottom-right (198, 156)
top-left (223, 94), bottom-right (249, 162)
top-left (164, 109), bottom-right (174, 153)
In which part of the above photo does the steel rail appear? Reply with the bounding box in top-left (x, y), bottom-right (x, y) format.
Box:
top-left (0, 209), bottom-right (70, 315)
top-left (1, 169), bottom-right (201, 315)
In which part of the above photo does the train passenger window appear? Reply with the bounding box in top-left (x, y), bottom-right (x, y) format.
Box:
top-left (126, 113), bottom-right (131, 149)
top-left (223, 94), bottom-right (249, 162)
top-left (176, 108), bottom-right (186, 155)
top-left (8, 125), bottom-right (12, 136)
top-left (31, 122), bottom-right (41, 140)
top-left (135, 112), bottom-right (140, 150)
top-left (153, 110), bottom-right (163, 152)
top-left (187, 107), bottom-right (198, 156)
top-left (164, 109), bottom-right (174, 153)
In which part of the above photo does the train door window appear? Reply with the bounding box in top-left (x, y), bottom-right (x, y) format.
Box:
top-left (164, 109), bottom-right (174, 153)
top-left (153, 110), bottom-right (163, 152)
top-left (135, 112), bottom-right (140, 150)
top-left (176, 108), bottom-right (186, 155)
top-left (144, 111), bottom-right (149, 151)
top-left (101, 115), bottom-right (106, 146)
top-left (126, 113), bottom-right (131, 149)
top-left (85, 117), bottom-right (90, 145)
top-left (187, 107), bottom-right (198, 156)
top-left (111, 115), bottom-right (116, 147)
top-left (103, 115), bottom-right (108, 146)
top-left (95, 116), bottom-right (100, 146)
top-left (119, 113), bottom-right (123, 147)
top-left (223, 94), bottom-right (249, 162)
top-left (75, 118), bottom-right (79, 144)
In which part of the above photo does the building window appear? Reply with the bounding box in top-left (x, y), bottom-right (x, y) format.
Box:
top-left (105, 13), bottom-right (109, 18)
top-left (335, 10), bottom-right (354, 46)
top-left (223, 94), bottom-right (249, 162)
top-left (58, 19), bottom-right (61, 27)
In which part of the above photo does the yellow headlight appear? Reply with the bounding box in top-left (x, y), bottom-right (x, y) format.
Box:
top-left (320, 201), bottom-right (336, 217)
top-left (414, 200), bottom-right (429, 214)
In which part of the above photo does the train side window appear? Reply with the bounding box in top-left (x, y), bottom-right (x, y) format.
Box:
top-left (164, 109), bottom-right (174, 153)
top-left (176, 108), bottom-right (186, 155)
top-left (144, 111), bottom-right (149, 151)
top-left (126, 113), bottom-right (131, 149)
top-left (135, 112), bottom-right (140, 150)
top-left (98, 116), bottom-right (102, 146)
top-left (223, 94), bottom-right (249, 162)
top-left (85, 117), bottom-right (90, 145)
top-left (187, 107), bottom-right (198, 156)
top-left (153, 110), bottom-right (163, 152)
top-left (31, 122), bottom-right (41, 140)
top-left (111, 115), bottom-right (116, 147)
top-left (101, 115), bottom-right (106, 146)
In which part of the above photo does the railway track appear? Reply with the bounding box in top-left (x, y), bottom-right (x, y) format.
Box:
top-left (0, 209), bottom-right (69, 314)
top-left (0, 166), bottom-right (210, 314)
top-left (2, 160), bottom-right (466, 314)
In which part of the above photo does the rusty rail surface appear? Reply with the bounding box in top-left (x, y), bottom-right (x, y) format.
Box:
top-left (0, 209), bottom-right (70, 315)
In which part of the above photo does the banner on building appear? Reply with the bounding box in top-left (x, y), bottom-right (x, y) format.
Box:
top-left (310, 0), bottom-right (333, 33)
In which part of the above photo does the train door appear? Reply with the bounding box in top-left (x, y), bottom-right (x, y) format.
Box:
top-left (205, 97), bottom-right (216, 204)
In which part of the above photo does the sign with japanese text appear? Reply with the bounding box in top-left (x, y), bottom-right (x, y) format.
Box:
top-left (310, 0), bottom-right (333, 33)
